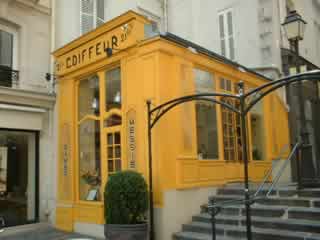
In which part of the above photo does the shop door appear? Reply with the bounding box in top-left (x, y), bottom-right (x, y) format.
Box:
top-left (0, 130), bottom-right (38, 227)
top-left (104, 125), bottom-right (122, 176)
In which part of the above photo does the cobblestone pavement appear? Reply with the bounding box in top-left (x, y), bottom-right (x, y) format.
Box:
top-left (1, 224), bottom-right (104, 240)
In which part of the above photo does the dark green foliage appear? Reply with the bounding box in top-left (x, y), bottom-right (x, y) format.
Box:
top-left (104, 171), bottom-right (149, 224)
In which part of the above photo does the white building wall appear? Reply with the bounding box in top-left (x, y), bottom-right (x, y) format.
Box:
top-left (279, 0), bottom-right (320, 67)
top-left (168, 0), bottom-right (320, 78)
top-left (54, 0), bottom-right (163, 49)
top-left (0, 0), bottom-right (56, 225)
top-left (0, 1), bottom-right (51, 92)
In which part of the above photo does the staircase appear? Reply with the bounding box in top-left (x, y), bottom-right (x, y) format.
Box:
top-left (174, 183), bottom-right (320, 240)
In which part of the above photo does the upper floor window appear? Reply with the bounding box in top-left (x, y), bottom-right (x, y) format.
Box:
top-left (0, 24), bottom-right (18, 88)
top-left (80, 0), bottom-right (105, 34)
top-left (0, 30), bottom-right (13, 68)
top-left (219, 9), bottom-right (235, 60)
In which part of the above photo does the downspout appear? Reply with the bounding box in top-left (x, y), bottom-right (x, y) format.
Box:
top-left (50, 0), bottom-right (56, 94)
top-left (163, 0), bottom-right (168, 32)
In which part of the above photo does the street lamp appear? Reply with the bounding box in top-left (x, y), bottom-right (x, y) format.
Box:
top-left (282, 10), bottom-right (307, 42)
top-left (282, 10), bottom-right (309, 188)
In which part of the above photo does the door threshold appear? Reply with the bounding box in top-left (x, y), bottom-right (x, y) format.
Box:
top-left (0, 222), bottom-right (50, 237)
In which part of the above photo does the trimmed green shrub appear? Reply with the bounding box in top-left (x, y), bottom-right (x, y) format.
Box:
top-left (104, 171), bottom-right (149, 224)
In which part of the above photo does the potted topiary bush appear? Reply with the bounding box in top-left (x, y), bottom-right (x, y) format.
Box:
top-left (104, 170), bottom-right (149, 240)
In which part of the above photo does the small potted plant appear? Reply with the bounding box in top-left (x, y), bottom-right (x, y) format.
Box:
top-left (104, 171), bottom-right (149, 240)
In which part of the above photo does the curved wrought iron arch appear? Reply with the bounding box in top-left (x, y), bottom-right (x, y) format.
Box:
top-left (150, 94), bottom-right (241, 129)
top-left (245, 73), bottom-right (320, 114)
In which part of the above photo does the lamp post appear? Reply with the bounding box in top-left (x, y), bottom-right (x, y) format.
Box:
top-left (282, 10), bottom-right (309, 186)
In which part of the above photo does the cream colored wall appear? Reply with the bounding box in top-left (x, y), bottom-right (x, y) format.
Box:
top-left (155, 187), bottom-right (217, 240)
top-left (0, 0), bottom-right (51, 93)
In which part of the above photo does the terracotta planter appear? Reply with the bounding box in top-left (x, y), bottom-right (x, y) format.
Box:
top-left (104, 223), bottom-right (148, 240)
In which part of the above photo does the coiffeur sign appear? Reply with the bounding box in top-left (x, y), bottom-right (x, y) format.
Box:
top-left (55, 20), bottom-right (135, 76)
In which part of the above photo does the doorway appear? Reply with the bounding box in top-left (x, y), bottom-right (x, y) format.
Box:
top-left (0, 130), bottom-right (39, 227)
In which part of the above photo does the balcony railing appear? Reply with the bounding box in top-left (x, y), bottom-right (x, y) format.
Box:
top-left (0, 66), bottom-right (19, 88)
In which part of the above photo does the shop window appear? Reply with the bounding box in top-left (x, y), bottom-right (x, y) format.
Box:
top-left (78, 75), bottom-right (100, 120)
top-left (194, 69), bottom-right (219, 160)
top-left (220, 78), bottom-right (243, 161)
top-left (80, 0), bottom-right (105, 34)
top-left (219, 9), bottom-right (235, 60)
top-left (250, 101), bottom-right (266, 160)
top-left (78, 74), bottom-right (101, 202)
top-left (78, 119), bottom-right (101, 201)
top-left (105, 67), bottom-right (121, 111)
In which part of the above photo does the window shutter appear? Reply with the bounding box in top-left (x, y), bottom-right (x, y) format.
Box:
top-left (96, 0), bottom-right (105, 27)
top-left (0, 30), bottom-right (13, 68)
top-left (227, 11), bottom-right (235, 60)
top-left (219, 10), bottom-right (235, 60)
top-left (219, 14), bottom-right (226, 57)
top-left (80, 0), bottom-right (94, 34)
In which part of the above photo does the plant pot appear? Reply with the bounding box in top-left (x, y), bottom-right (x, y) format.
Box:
top-left (104, 223), bottom-right (148, 240)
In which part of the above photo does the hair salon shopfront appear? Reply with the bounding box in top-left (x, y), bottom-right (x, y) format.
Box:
top-left (54, 11), bottom-right (290, 239)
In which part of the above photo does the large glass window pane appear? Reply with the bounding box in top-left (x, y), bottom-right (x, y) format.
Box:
top-left (105, 67), bottom-right (121, 111)
top-left (250, 101), bottom-right (266, 160)
top-left (78, 75), bottom-right (100, 120)
top-left (0, 30), bottom-right (13, 68)
top-left (194, 69), bottom-right (219, 159)
top-left (0, 131), bottom-right (37, 227)
top-left (78, 120), bottom-right (101, 201)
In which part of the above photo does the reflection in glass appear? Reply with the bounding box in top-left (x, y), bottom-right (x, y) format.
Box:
top-left (78, 75), bottom-right (100, 120)
top-left (78, 120), bottom-right (101, 201)
top-left (250, 101), bottom-right (266, 160)
top-left (106, 68), bottom-right (121, 111)
top-left (104, 115), bottom-right (122, 127)
top-left (194, 69), bottom-right (219, 160)
top-left (0, 131), bottom-right (36, 227)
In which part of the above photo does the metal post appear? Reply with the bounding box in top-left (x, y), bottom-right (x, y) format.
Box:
top-left (147, 100), bottom-right (155, 240)
top-left (210, 199), bottom-right (216, 240)
top-left (292, 39), bottom-right (309, 146)
top-left (296, 144), bottom-right (302, 190)
top-left (238, 82), bottom-right (252, 240)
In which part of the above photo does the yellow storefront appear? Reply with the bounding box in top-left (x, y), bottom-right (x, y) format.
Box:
top-left (53, 11), bottom-right (290, 239)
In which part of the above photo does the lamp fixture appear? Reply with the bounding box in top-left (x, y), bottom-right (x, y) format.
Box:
top-left (282, 10), bottom-right (307, 41)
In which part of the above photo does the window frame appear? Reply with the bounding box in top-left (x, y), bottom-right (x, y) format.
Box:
top-left (218, 8), bottom-right (235, 61)
top-left (193, 67), bottom-right (220, 161)
top-left (0, 23), bottom-right (18, 70)
top-left (80, 0), bottom-right (106, 35)
top-left (76, 73), bottom-right (103, 204)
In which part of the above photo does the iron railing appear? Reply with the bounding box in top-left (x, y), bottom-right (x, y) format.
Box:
top-left (208, 142), bottom-right (301, 240)
top-left (0, 66), bottom-right (19, 88)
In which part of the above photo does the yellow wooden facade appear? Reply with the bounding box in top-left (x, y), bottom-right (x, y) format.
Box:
top-left (53, 11), bottom-right (290, 231)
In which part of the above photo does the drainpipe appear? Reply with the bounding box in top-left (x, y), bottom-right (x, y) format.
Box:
top-left (163, 0), bottom-right (168, 32)
top-left (50, 0), bottom-right (56, 94)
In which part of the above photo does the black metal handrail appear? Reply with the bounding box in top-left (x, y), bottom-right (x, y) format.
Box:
top-left (208, 142), bottom-right (301, 240)
top-left (0, 66), bottom-right (19, 88)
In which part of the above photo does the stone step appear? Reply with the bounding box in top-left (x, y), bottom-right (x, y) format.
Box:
top-left (217, 185), bottom-right (320, 198)
top-left (173, 231), bottom-right (242, 240)
top-left (210, 194), bottom-right (312, 207)
top-left (193, 213), bottom-right (320, 234)
top-left (202, 204), bottom-right (286, 218)
top-left (182, 222), bottom-right (320, 240)
top-left (217, 188), bottom-right (277, 197)
top-left (288, 207), bottom-right (320, 221)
